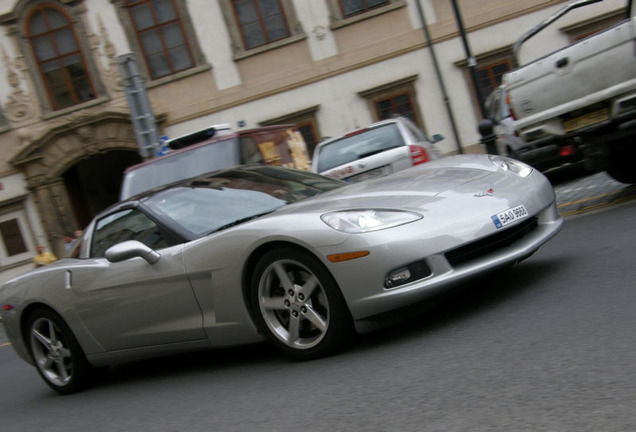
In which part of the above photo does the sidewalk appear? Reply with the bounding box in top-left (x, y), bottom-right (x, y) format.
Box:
top-left (551, 170), bottom-right (636, 217)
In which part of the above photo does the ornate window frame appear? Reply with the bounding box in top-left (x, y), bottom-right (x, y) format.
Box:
top-left (112, 0), bottom-right (209, 85)
top-left (0, 0), bottom-right (108, 117)
top-left (218, 0), bottom-right (305, 60)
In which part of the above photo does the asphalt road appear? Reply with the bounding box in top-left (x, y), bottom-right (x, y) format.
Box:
top-left (1, 171), bottom-right (635, 431)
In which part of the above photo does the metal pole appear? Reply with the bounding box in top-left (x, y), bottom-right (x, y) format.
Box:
top-left (415, 0), bottom-right (463, 154)
top-left (117, 53), bottom-right (160, 159)
top-left (450, 0), bottom-right (488, 119)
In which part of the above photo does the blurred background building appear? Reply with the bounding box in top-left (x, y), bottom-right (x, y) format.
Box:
top-left (0, 0), bottom-right (627, 280)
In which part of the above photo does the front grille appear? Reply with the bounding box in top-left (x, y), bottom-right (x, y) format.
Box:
top-left (445, 217), bottom-right (538, 267)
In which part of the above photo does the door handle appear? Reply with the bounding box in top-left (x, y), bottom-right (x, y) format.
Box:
top-left (65, 270), bottom-right (72, 289)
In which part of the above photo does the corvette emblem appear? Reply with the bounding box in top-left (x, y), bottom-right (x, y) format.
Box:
top-left (474, 188), bottom-right (494, 197)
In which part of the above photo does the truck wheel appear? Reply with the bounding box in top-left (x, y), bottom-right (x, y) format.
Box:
top-left (606, 139), bottom-right (636, 184)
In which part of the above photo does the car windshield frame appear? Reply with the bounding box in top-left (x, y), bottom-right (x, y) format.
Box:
top-left (143, 166), bottom-right (345, 238)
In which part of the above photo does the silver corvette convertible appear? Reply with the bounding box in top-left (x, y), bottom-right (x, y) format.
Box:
top-left (0, 155), bottom-right (563, 393)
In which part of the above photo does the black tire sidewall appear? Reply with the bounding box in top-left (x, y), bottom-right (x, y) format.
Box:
top-left (27, 308), bottom-right (94, 394)
top-left (250, 247), bottom-right (352, 360)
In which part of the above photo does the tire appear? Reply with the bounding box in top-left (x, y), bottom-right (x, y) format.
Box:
top-left (27, 308), bottom-right (95, 394)
top-left (250, 247), bottom-right (353, 360)
top-left (606, 138), bottom-right (636, 184)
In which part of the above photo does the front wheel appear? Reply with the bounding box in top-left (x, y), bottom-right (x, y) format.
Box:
top-left (27, 308), bottom-right (96, 394)
top-left (250, 248), bottom-right (353, 360)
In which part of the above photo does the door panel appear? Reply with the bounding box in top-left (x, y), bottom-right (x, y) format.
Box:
top-left (70, 244), bottom-right (206, 351)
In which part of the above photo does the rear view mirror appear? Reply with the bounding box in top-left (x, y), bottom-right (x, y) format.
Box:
top-left (105, 240), bottom-right (161, 264)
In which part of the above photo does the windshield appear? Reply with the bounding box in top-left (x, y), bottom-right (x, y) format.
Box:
top-left (144, 166), bottom-right (344, 237)
top-left (316, 123), bottom-right (406, 172)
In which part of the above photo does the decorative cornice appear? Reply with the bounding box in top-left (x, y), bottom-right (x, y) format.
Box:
top-left (95, 14), bottom-right (124, 94)
top-left (1, 44), bottom-right (36, 123)
top-left (0, 0), bottom-right (83, 24)
top-left (10, 110), bottom-right (134, 167)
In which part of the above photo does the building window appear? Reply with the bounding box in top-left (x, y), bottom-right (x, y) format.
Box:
top-left (125, 0), bottom-right (195, 80)
top-left (231, 0), bottom-right (290, 50)
top-left (339, 0), bottom-right (389, 18)
top-left (476, 59), bottom-right (512, 101)
top-left (327, 0), bottom-right (404, 26)
top-left (358, 76), bottom-right (425, 130)
top-left (0, 219), bottom-right (28, 257)
top-left (219, 0), bottom-right (304, 57)
top-left (26, 4), bottom-right (96, 110)
top-left (375, 92), bottom-right (416, 123)
top-left (0, 208), bottom-right (35, 269)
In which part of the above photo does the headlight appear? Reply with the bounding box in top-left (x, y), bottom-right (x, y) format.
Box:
top-left (321, 209), bottom-right (422, 233)
top-left (489, 155), bottom-right (533, 177)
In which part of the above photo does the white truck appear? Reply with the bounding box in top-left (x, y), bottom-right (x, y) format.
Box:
top-left (493, 0), bottom-right (636, 182)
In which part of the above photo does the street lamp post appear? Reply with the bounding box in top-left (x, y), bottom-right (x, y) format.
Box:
top-left (449, 0), bottom-right (498, 154)
top-left (415, 0), bottom-right (464, 154)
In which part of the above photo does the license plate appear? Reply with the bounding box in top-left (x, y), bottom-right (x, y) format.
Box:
top-left (563, 108), bottom-right (609, 133)
top-left (347, 166), bottom-right (391, 183)
top-left (492, 205), bottom-right (529, 229)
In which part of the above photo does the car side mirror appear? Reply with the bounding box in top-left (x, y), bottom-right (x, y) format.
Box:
top-left (430, 134), bottom-right (444, 144)
top-left (105, 240), bottom-right (161, 264)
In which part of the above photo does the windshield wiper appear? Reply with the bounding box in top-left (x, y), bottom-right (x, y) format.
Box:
top-left (207, 211), bottom-right (274, 234)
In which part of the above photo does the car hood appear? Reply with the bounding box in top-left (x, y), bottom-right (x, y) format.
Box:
top-left (279, 155), bottom-right (506, 213)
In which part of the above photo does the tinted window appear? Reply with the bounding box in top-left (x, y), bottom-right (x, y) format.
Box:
top-left (91, 209), bottom-right (168, 258)
top-left (316, 123), bottom-right (405, 172)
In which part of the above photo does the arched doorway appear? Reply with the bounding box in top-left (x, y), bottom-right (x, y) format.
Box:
top-left (10, 112), bottom-right (146, 251)
top-left (64, 150), bottom-right (141, 228)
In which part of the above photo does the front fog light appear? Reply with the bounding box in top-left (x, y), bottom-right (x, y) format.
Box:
top-left (384, 260), bottom-right (432, 288)
top-left (385, 267), bottom-right (411, 288)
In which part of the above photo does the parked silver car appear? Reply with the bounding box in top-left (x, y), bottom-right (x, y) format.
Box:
top-left (1, 156), bottom-right (562, 394)
top-left (312, 117), bottom-right (442, 182)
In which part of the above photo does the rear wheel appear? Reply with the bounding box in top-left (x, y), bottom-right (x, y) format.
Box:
top-left (250, 248), bottom-right (353, 360)
top-left (27, 308), bottom-right (95, 394)
top-left (606, 138), bottom-right (636, 184)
